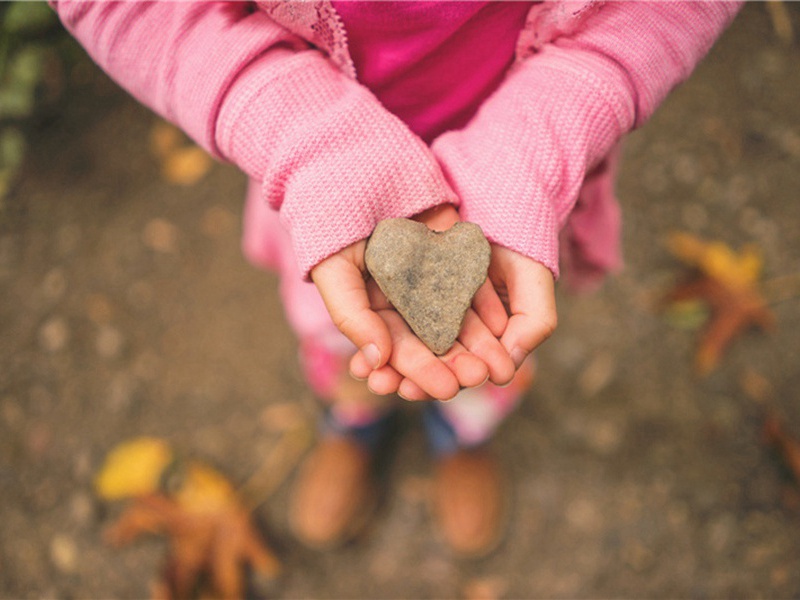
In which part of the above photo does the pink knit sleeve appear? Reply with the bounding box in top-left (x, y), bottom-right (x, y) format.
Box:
top-left (54, 2), bottom-right (457, 278)
top-left (432, 1), bottom-right (742, 278)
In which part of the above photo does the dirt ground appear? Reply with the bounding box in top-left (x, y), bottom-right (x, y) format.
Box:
top-left (2, 4), bottom-right (800, 599)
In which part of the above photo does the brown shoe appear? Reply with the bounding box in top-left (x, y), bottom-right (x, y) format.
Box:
top-left (288, 437), bottom-right (376, 550)
top-left (431, 448), bottom-right (508, 558)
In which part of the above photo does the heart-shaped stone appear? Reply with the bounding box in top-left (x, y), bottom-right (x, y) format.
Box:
top-left (365, 218), bottom-right (491, 355)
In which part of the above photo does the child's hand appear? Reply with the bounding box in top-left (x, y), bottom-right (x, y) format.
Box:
top-left (488, 245), bottom-right (557, 369)
top-left (337, 205), bottom-right (516, 400)
top-left (311, 240), bottom-right (484, 400)
top-left (311, 205), bottom-right (516, 401)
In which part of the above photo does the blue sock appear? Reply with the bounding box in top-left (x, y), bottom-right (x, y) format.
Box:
top-left (422, 403), bottom-right (461, 457)
top-left (320, 408), bottom-right (396, 451)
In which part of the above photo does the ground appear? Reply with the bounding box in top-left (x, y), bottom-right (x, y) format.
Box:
top-left (2, 4), bottom-right (800, 598)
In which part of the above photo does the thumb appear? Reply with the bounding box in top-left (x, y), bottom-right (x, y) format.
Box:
top-left (496, 253), bottom-right (557, 368)
top-left (310, 247), bottom-right (392, 370)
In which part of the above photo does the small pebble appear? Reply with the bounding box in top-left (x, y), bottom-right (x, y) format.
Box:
top-left (127, 280), bottom-right (154, 310)
top-left (50, 534), bottom-right (78, 574)
top-left (0, 235), bottom-right (19, 278)
top-left (72, 449), bottom-right (93, 482)
top-left (69, 492), bottom-right (95, 526)
top-left (578, 353), bottom-right (616, 397)
top-left (96, 325), bottom-right (125, 359)
top-left (107, 373), bottom-right (136, 413)
top-left (586, 420), bottom-right (622, 455)
top-left (41, 268), bottom-right (68, 302)
top-left (142, 218), bottom-right (178, 253)
top-left (133, 351), bottom-right (160, 380)
top-left (565, 497), bottom-right (602, 532)
top-left (672, 153), bottom-right (701, 186)
top-left (681, 203), bottom-right (709, 231)
top-left (38, 317), bottom-right (69, 353)
top-left (1, 396), bottom-right (23, 427)
top-left (56, 224), bottom-right (81, 257)
top-left (85, 293), bottom-right (114, 324)
top-left (201, 205), bottom-right (236, 238)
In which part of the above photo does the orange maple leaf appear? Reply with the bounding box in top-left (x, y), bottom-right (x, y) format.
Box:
top-left (664, 232), bottom-right (775, 375)
top-left (96, 439), bottom-right (281, 599)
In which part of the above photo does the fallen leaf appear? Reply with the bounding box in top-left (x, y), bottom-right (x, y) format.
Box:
top-left (95, 437), bottom-right (172, 500)
top-left (664, 232), bottom-right (775, 375)
top-left (96, 438), bottom-right (282, 599)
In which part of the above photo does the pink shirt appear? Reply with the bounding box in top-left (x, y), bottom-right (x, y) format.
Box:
top-left (332, 1), bottom-right (533, 142)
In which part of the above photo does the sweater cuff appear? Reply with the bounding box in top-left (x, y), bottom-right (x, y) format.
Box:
top-left (432, 44), bottom-right (635, 279)
top-left (217, 49), bottom-right (457, 279)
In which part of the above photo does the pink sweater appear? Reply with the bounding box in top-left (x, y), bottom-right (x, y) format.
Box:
top-left (52, 1), bottom-right (741, 279)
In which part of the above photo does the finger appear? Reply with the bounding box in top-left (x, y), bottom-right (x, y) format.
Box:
top-left (397, 378), bottom-right (431, 401)
top-left (472, 279), bottom-right (508, 338)
top-left (500, 261), bottom-right (557, 368)
top-left (349, 351), bottom-right (372, 381)
top-left (458, 308), bottom-right (515, 386)
top-left (439, 341), bottom-right (490, 389)
top-left (311, 251), bottom-right (391, 370)
top-left (367, 365), bottom-right (404, 396)
top-left (380, 310), bottom-right (461, 400)
top-left (413, 203), bottom-right (460, 231)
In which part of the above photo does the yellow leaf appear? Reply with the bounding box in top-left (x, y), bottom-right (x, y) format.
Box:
top-left (94, 437), bottom-right (173, 500)
top-left (174, 463), bottom-right (236, 513)
top-left (667, 232), bottom-right (763, 289)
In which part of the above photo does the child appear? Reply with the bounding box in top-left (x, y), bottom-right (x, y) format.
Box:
top-left (54, 0), bottom-right (742, 558)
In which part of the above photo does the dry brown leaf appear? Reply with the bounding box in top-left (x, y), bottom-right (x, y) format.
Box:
top-left (97, 439), bottom-right (282, 599)
top-left (664, 232), bottom-right (775, 375)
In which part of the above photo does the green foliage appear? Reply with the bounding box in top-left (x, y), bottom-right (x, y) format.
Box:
top-left (0, 1), bottom-right (64, 202)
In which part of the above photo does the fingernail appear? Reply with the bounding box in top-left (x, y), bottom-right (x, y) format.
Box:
top-left (467, 372), bottom-right (491, 390)
top-left (511, 347), bottom-right (526, 369)
top-left (349, 370), bottom-right (367, 382)
top-left (362, 343), bottom-right (381, 369)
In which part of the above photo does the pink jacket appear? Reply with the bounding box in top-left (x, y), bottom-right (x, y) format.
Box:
top-left (53, 1), bottom-right (741, 279)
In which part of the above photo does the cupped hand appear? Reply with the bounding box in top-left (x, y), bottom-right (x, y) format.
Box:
top-left (346, 205), bottom-right (517, 399)
top-left (488, 245), bottom-right (557, 368)
top-left (311, 217), bottom-right (494, 400)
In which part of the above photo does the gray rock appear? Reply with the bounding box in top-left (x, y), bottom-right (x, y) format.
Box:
top-left (365, 218), bottom-right (490, 355)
